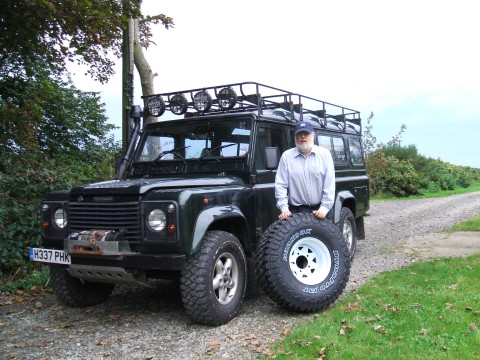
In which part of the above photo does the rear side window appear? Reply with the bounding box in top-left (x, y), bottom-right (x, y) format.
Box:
top-left (349, 137), bottom-right (364, 166)
top-left (317, 135), bottom-right (347, 165)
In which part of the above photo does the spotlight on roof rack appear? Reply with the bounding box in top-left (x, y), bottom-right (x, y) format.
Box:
top-left (169, 93), bottom-right (189, 115)
top-left (145, 95), bottom-right (165, 117)
top-left (217, 87), bottom-right (237, 110)
top-left (193, 90), bottom-right (213, 112)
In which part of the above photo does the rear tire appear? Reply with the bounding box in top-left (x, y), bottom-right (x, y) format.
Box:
top-left (50, 264), bottom-right (114, 307)
top-left (256, 213), bottom-right (350, 312)
top-left (181, 231), bottom-right (247, 325)
top-left (337, 207), bottom-right (357, 259)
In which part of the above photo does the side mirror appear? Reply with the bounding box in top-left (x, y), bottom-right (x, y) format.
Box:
top-left (265, 147), bottom-right (279, 169)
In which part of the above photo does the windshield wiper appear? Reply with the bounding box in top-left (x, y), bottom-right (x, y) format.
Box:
top-left (154, 146), bottom-right (191, 162)
top-left (197, 143), bottom-right (236, 160)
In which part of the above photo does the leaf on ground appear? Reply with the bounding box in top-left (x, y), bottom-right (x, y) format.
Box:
top-left (207, 340), bottom-right (222, 346)
top-left (108, 314), bottom-right (121, 321)
top-left (449, 284), bottom-right (457, 291)
top-left (35, 340), bottom-right (54, 347)
top-left (95, 339), bottom-right (107, 345)
top-left (470, 323), bottom-right (477, 331)
top-left (364, 316), bottom-right (381, 323)
top-left (445, 303), bottom-right (455, 310)
top-left (205, 347), bottom-right (216, 355)
top-left (59, 322), bottom-right (73, 329)
top-left (318, 347), bottom-right (327, 359)
top-left (419, 328), bottom-right (428, 335)
top-left (344, 302), bottom-right (359, 312)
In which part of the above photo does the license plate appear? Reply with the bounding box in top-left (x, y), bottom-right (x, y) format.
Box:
top-left (30, 248), bottom-right (71, 265)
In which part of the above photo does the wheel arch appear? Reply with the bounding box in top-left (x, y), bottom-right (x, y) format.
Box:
top-left (333, 190), bottom-right (356, 223)
top-left (191, 206), bottom-right (249, 254)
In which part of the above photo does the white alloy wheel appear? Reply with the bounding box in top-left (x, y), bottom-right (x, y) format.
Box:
top-left (288, 236), bottom-right (331, 286)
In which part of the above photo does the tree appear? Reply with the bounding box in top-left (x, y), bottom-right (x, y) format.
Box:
top-left (0, 0), bottom-right (173, 84)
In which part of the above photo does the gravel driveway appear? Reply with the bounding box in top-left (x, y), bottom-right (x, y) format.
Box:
top-left (2, 192), bottom-right (480, 360)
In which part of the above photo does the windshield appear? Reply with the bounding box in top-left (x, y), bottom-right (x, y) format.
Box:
top-left (135, 117), bottom-right (251, 162)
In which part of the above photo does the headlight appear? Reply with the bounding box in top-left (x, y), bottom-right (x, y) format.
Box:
top-left (53, 208), bottom-right (67, 229)
top-left (148, 209), bottom-right (166, 231)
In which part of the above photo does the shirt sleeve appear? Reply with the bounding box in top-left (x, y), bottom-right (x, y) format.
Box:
top-left (319, 150), bottom-right (336, 213)
top-left (275, 153), bottom-right (290, 212)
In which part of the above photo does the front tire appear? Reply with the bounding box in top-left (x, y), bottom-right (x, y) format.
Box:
top-left (256, 213), bottom-right (350, 312)
top-left (180, 231), bottom-right (247, 325)
top-left (50, 264), bottom-right (115, 307)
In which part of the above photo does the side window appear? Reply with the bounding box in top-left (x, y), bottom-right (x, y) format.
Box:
top-left (255, 126), bottom-right (286, 170)
top-left (349, 137), bottom-right (364, 166)
top-left (317, 134), bottom-right (347, 165)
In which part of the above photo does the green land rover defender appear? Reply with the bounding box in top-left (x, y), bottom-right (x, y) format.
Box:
top-left (32, 82), bottom-right (369, 325)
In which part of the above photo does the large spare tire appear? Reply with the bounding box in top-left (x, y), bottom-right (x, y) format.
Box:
top-left (255, 213), bottom-right (350, 312)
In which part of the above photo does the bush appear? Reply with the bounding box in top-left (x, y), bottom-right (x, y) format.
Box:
top-left (366, 149), bottom-right (419, 197)
top-left (367, 145), bottom-right (480, 197)
top-left (0, 146), bottom-right (119, 275)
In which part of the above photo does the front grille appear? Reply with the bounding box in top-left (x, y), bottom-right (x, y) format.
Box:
top-left (68, 202), bottom-right (141, 242)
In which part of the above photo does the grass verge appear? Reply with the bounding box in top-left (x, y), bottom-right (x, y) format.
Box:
top-left (451, 217), bottom-right (480, 232)
top-left (372, 183), bottom-right (480, 201)
top-left (265, 254), bottom-right (480, 360)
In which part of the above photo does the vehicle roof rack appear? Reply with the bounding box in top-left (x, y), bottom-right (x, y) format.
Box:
top-left (142, 82), bottom-right (362, 133)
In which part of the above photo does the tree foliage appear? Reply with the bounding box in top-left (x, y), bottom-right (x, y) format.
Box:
top-left (0, 0), bottom-right (173, 83)
top-left (0, 69), bottom-right (116, 157)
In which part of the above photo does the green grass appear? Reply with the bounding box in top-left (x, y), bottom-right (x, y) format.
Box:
top-left (451, 217), bottom-right (480, 232)
top-left (372, 183), bottom-right (480, 201)
top-left (265, 255), bottom-right (480, 360)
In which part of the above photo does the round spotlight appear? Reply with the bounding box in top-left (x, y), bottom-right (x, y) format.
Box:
top-left (193, 90), bottom-right (213, 112)
top-left (145, 95), bottom-right (165, 117)
top-left (169, 93), bottom-right (189, 115)
top-left (217, 87), bottom-right (237, 110)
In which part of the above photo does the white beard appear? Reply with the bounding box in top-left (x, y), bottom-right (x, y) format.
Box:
top-left (296, 142), bottom-right (313, 154)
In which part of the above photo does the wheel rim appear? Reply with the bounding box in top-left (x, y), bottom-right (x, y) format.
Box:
top-left (288, 237), bottom-right (331, 285)
top-left (343, 220), bottom-right (354, 251)
top-left (212, 252), bottom-right (239, 305)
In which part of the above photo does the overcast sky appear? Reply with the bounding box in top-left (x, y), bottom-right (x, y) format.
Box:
top-left (71, 0), bottom-right (480, 168)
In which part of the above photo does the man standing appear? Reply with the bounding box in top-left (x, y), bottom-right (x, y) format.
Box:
top-left (275, 121), bottom-right (335, 220)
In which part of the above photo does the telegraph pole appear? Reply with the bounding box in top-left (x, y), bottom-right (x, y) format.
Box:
top-left (122, 1), bottom-right (135, 151)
